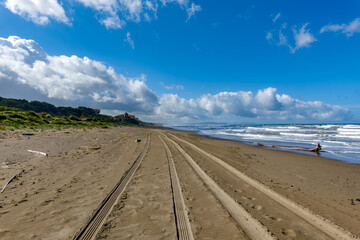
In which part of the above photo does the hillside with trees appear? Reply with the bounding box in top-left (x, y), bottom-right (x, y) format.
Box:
top-left (0, 97), bottom-right (141, 130)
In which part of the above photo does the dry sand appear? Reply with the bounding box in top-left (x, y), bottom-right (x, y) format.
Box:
top-left (0, 127), bottom-right (359, 239)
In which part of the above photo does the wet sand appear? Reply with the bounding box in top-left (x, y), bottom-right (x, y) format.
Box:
top-left (0, 127), bottom-right (359, 239)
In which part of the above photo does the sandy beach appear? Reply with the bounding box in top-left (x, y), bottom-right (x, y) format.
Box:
top-left (0, 127), bottom-right (360, 239)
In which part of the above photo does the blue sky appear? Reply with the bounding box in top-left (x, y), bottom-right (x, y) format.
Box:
top-left (0, 0), bottom-right (359, 124)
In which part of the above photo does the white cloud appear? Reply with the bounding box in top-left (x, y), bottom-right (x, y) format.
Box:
top-left (278, 23), bottom-right (288, 46)
top-left (124, 32), bottom-right (135, 49)
top-left (4, 0), bottom-right (200, 29)
top-left (320, 18), bottom-right (360, 37)
top-left (272, 12), bottom-right (281, 23)
top-left (4, 0), bottom-right (69, 25)
top-left (186, 2), bottom-right (201, 21)
top-left (0, 36), bottom-right (351, 123)
top-left (160, 82), bottom-right (184, 90)
top-left (291, 23), bottom-right (317, 53)
top-left (265, 32), bottom-right (273, 40)
top-left (0, 36), bottom-right (157, 113)
top-left (266, 23), bottom-right (288, 46)
top-left (101, 15), bottom-right (126, 29)
top-left (267, 23), bottom-right (316, 53)
top-left (74, 0), bottom-right (201, 29)
top-left (292, 23), bottom-right (317, 52)
top-left (156, 88), bottom-right (351, 122)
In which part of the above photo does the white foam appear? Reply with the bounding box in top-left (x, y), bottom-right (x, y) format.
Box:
top-left (337, 129), bottom-right (360, 135)
top-left (342, 125), bottom-right (360, 129)
top-left (315, 125), bottom-right (340, 129)
top-left (335, 135), bottom-right (360, 139)
top-left (280, 132), bottom-right (318, 138)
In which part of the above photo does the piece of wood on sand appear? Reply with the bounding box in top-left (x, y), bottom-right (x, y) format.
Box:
top-left (1, 169), bottom-right (25, 193)
top-left (28, 150), bottom-right (48, 156)
top-left (255, 142), bottom-right (322, 153)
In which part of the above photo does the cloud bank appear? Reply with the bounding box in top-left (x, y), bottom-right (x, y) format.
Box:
top-left (0, 36), bottom-right (158, 113)
top-left (0, 36), bottom-right (352, 123)
top-left (4, 0), bottom-right (201, 29)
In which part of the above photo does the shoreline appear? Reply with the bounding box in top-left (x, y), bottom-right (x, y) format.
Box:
top-left (165, 128), bottom-right (360, 235)
top-left (166, 124), bottom-right (360, 164)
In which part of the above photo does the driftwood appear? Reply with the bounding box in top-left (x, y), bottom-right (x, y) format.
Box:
top-left (28, 150), bottom-right (48, 156)
top-left (1, 169), bottom-right (25, 193)
top-left (255, 142), bottom-right (322, 153)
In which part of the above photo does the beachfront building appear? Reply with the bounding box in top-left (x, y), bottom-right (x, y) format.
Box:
top-left (93, 109), bottom-right (101, 115)
top-left (113, 112), bottom-right (136, 122)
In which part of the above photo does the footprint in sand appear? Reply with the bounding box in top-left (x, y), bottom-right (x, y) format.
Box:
top-left (282, 228), bottom-right (296, 237)
top-left (263, 214), bottom-right (282, 222)
top-left (254, 205), bottom-right (262, 210)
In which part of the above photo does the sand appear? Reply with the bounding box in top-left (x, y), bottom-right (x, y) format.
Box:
top-left (0, 127), bottom-right (359, 239)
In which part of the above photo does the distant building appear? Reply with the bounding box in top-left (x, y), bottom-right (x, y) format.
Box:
top-left (114, 112), bottom-right (136, 122)
top-left (93, 109), bottom-right (101, 115)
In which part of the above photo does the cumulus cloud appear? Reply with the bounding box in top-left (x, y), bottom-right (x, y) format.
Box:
top-left (0, 36), bottom-right (158, 113)
top-left (0, 36), bottom-right (351, 123)
top-left (320, 18), bottom-right (360, 37)
top-left (155, 88), bottom-right (352, 122)
top-left (267, 23), bottom-right (316, 53)
top-left (4, 0), bottom-right (69, 25)
top-left (3, 0), bottom-right (200, 28)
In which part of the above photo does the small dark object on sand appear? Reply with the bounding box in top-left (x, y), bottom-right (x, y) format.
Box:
top-left (135, 139), bottom-right (141, 143)
top-left (22, 133), bottom-right (34, 136)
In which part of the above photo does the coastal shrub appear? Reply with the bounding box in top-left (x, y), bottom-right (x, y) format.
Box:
top-left (26, 111), bottom-right (39, 117)
top-left (0, 98), bottom-right (143, 130)
top-left (9, 113), bottom-right (27, 120)
top-left (51, 118), bottom-right (67, 125)
top-left (69, 115), bottom-right (81, 121)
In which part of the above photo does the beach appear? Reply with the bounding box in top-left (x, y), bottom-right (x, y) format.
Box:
top-left (0, 127), bottom-right (359, 239)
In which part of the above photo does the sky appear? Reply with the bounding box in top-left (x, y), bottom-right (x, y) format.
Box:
top-left (0, 0), bottom-right (359, 124)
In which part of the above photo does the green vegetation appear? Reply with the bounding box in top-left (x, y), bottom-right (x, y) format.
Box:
top-left (0, 96), bottom-right (101, 117)
top-left (0, 97), bottom-right (142, 130)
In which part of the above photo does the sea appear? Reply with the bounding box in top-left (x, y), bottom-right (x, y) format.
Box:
top-left (169, 124), bottom-right (360, 164)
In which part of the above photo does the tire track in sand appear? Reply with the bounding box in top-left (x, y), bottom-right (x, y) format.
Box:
top-left (73, 134), bottom-right (151, 240)
top-left (161, 133), bottom-right (275, 240)
top-left (159, 134), bottom-right (194, 240)
top-left (166, 132), bottom-right (358, 240)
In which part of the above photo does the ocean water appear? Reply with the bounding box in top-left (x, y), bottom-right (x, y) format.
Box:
top-left (170, 124), bottom-right (360, 164)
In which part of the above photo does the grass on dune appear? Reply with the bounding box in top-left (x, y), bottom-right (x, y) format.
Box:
top-left (0, 106), bottom-right (139, 131)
